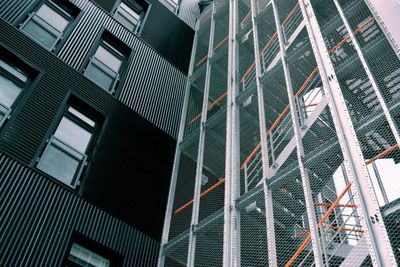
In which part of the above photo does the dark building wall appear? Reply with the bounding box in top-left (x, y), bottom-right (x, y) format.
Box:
top-left (91, 0), bottom-right (194, 73)
top-left (0, 19), bottom-right (174, 239)
top-left (0, 0), bottom-right (189, 138)
top-left (0, 152), bottom-right (159, 266)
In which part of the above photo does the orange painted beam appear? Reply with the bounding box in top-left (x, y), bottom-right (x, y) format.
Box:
top-left (187, 92), bottom-right (228, 126)
top-left (174, 178), bottom-right (225, 214)
top-left (314, 202), bottom-right (357, 208)
top-left (176, 15), bottom-right (378, 216)
top-left (285, 183), bottom-right (352, 267)
top-left (365, 144), bottom-right (399, 165)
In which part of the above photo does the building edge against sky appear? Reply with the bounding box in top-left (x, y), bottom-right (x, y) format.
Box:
top-left (159, 0), bottom-right (400, 266)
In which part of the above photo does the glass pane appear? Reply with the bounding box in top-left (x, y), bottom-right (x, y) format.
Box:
top-left (85, 62), bottom-right (115, 92)
top-left (94, 45), bottom-right (122, 72)
top-left (37, 142), bottom-right (81, 186)
top-left (69, 243), bottom-right (110, 267)
top-left (114, 12), bottom-right (136, 31)
top-left (36, 3), bottom-right (69, 32)
top-left (54, 117), bottom-right (92, 153)
top-left (23, 18), bottom-right (58, 49)
top-left (0, 75), bottom-right (23, 107)
top-left (120, 2), bottom-right (140, 21)
top-left (0, 60), bottom-right (28, 82)
top-left (68, 107), bottom-right (96, 127)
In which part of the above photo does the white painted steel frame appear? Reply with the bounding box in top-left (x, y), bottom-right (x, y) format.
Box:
top-left (271, 1), bottom-right (324, 265)
top-left (224, 0), bottom-right (241, 265)
top-left (249, 0), bottom-right (278, 265)
top-left (187, 3), bottom-right (216, 266)
top-left (333, 0), bottom-right (400, 149)
top-left (362, 0), bottom-right (400, 60)
top-left (298, 0), bottom-right (397, 265)
top-left (157, 18), bottom-right (200, 267)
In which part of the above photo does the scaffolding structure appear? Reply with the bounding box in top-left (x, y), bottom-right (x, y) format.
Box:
top-left (159, 0), bottom-right (400, 266)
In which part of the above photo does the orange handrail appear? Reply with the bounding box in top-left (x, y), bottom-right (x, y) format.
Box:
top-left (175, 15), bottom-right (378, 215)
top-left (174, 178), bottom-right (225, 214)
top-left (285, 183), bottom-right (352, 267)
top-left (187, 92), bottom-right (228, 126)
top-left (195, 36), bottom-right (230, 67)
top-left (365, 144), bottom-right (399, 165)
top-left (296, 226), bottom-right (363, 237)
top-left (314, 202), bottom-right (357, 208)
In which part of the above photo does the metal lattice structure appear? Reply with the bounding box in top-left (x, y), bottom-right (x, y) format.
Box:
top-left (158, 0), bottom-right (400, 266)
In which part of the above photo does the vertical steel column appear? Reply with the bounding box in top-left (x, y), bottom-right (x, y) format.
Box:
top-left (362, 0), bottom-right (400, 60)
top-left (224, 0), bottom-right (240, 264)
top-left (249, 0), bottom-right (278, 265)
top-left (157, 19), bottom-right (200, 267)
top-left (186, 4), bottom-right (216, 266)
top-left (298, 0), bottom-right (397, 265)
top-left (271, 1), bottom-right (324, 266)
top-left (333, 0), bottom-right (400, 148)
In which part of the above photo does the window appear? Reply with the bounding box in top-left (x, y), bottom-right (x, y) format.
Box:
top-left (67, 243), bottom-right (110, 267)
top-left (0, 52), bottom-right (32, 127)
top-left (114, 2), bottom-right (140, 33)
top-left (160, 0), bottom-right (178, 13)
top-left (20, 0), bottom-right (78, 51)
top-left (37, 100), bottom-right (102, 188)
top-left (65, 234), bottom-right (122, 267)
top-left (84, 34), bottom-right (129, 94)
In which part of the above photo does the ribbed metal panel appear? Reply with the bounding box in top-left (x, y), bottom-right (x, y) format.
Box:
top-left (0, 152), bottom-right (159, 266)
top-left (0, 19), bottom-right (175, 240)
top-left (58, 0), bottom-right (187, 138)
top-left (0, 0), bottom-right (187, 138)
top-left (0, 0), bottom-right (35, 24)
top-left (178, 0), bottom-right (199, 29)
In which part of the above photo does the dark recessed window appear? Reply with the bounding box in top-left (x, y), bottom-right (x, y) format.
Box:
top-left (67, 243), bottom-right (110, 267)
top-left (37, 99), bottom-right (102, 188)
top-left (65, 234), bottom-right (123, 267)
top-left (114, 1), bottom-right (147, 34)
top-left (84, 33), bottom-right (130, 95)
top-left (0, 50), bottom-right (34, 127)
top-left (20, 0), bottom-right (78, 51)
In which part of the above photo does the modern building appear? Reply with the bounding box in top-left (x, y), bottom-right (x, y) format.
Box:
top-left (159, 0), bottom-right (400, 266)
top-left (0, 0), bottom-right (199, 266)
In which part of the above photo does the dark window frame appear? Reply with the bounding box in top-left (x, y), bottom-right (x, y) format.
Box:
top-left (0, 46), bottom-right (38, 130)
top-left (18, 0), bottom-right (81, 53)
top-left (35, 95), bottom-right (104, 190)
top-left (112, 0), bottom-right (150, 36)
top-left (81, 30), bottom-right (132, 97)
top-left (63, 232), bottom-right (123, 267)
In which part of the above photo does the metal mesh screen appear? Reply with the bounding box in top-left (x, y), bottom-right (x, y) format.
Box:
top-left (160, 0), bottom-right (400, 266)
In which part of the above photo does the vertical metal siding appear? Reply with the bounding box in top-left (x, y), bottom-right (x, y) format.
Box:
top-left (0, 153), bottom-right (159, 266)
top-left (59, 0), bottom-right (186, 138)
top-left (0, 0), bottom-right (35, 24)
top-left (0, 0), bottom-right (186, 138)
top-left (178, 0), bottom-right (199, 29)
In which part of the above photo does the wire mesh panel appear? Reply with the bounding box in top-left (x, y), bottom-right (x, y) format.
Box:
top-left (161, 0), bottom-right (400, 266)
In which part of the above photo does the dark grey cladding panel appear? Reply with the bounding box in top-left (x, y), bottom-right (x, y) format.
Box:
top-left (0, 153), bottom-right (159, 266)
top-left (178, 0), bottom-right (200, 29)
top-left (0, 0), bottom-right (187, 138)
top-left (0, 20), bottom-right (175, 239)
top-left (0, 0), bottom-right (35, 24)
top-left (59, 0), bottom-right (187, 138)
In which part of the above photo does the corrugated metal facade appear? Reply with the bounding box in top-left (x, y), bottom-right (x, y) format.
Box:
top-left (0, 0), bottom-right (187, 138)
top-left (0, 152), bottom-right (159, 266)
top-left (178, 0), bottom-right (199, 29)
top-left (0, 18), bottom-right (175, 240)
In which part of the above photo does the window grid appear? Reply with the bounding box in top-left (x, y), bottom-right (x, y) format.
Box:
top-left (20, 0), bottom-right (74, 51)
